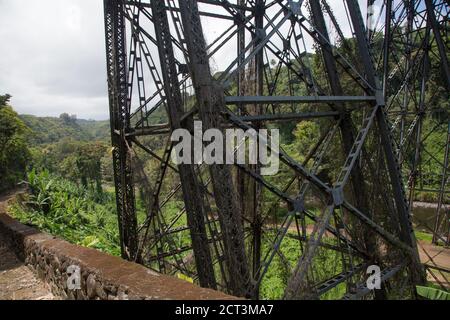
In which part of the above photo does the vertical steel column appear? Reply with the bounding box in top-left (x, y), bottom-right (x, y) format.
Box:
top-left (236, 0), bottom-right (247, 246)
top-left (408, 20), bottom-right (430, 216)
top-left (249, 0), bottom-right (264, 294)
top-left (425, 0), bottom-right (450, 90)
top-left (150, 0), bottom-right (216, 289)
top-left (399, 0), bottom-right (415, 166)
top-left (433, 122), bottom-right (450, 244)
top-left (308, 1), bottom-right (372, 221)
top-left (237, 0), bottom-right (246, 99)
top-left (179, 0), bottom-right (253, 297)
top-left (309, 0), bottom-right (385, 299)
top-left (382, 0), bottom-right (392, 96)
top-left (236, 0), bottom-right (247, 232)
top-left (103, 0), bottom-right (138, 260)
top-left (345, 0), bottom-right (425, 286)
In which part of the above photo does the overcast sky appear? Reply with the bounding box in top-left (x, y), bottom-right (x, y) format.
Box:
top-left (0, 0), bottom-right (108, 119)
top-left (0, 0), bottom-right (373, 120)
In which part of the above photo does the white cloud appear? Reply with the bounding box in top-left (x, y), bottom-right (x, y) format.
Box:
top-left (0, 0), bottom-right (108, 119)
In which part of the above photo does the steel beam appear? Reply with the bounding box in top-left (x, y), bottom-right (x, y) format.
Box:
top-left (149, 0), bottom-right (217, 289)
top-left (341, 264), bottom-right (405, 300)
top-left (425, 0), bottom-right (450, 90)
top-left (345, 0), bottom-right (425, 286)
top-left (238, 111), bottom-right (340, 122)
top-left (104, 0), bottom-right (138, 260)
top-left (179, 0), bottom-right (252, 297)
top-left (224, 95), bottom-right (376, 105)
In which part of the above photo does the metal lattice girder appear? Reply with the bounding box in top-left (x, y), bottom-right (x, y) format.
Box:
top-left (104, 0), bottom-right (139, 260)
top-left (284, 204), bottom-right (336, 299)
top-left (374, 0), bottom-right (449, 246)
top-left (315, 263), bottom-right (368, 296)
top-left (346, 0), bottom-right (425, 286)
top-left (425, 0), bottom-right (450, 90)
top-left (101, 0), bottom-right (449, 299)
top-left (224, 95), bottom-right (377, 104)
top-left (342, 264), bottom-right (406, 300)
top-left (149, 0), bottom-right (217, 289)
top-left (178, 0), bottom-right (253, 297)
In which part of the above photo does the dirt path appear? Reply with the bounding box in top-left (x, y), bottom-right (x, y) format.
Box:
top-left (418, 241), bottom-right (450, 288)
top-left (0, 189), bottom-right (19, 214)
top-left (273, 219), bottom-right (450, 288)
top-left (0, 189), bottom-right (55, 300)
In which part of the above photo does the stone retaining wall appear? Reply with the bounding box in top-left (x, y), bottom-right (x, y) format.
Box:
top-left (0, 213), bottom-right (235, 300)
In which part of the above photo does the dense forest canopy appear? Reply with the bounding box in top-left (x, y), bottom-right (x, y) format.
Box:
top-left (20, 113), bottom-right (110, 145)
top-left (0, 94), bottom-right (112, 191)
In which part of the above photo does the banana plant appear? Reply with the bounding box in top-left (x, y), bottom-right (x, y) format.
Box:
top-left (416, 285), bottom-right (450, 300)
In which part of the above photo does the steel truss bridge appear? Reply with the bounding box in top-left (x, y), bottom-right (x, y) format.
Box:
top-left (103, 0), bottom-right (449, 299)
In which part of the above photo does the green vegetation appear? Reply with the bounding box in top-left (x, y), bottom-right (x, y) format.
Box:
top-left (8, 169), bottom-right (345, 299)
top-left (415, 231), bottom-right (433, 243)
top-left (259, 234), bottom-right (346, 300)
top-left (76, 119), bottom-right (110, 141)
top-left (31, 139), bottom-right (112, 189)
top-left (20, 113), bottom-right (109, 145)
top-left (9, 170), bottom-right (120, 256)
top-left (0, 94), bottom-right (31, 192)
top-left (416, 285), bottom-right (450, 300)
top-left (1, 95), bottom-right (117, 255)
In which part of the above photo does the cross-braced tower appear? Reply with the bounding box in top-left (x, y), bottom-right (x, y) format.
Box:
top-left (104, 0), bottom-right (448, 299)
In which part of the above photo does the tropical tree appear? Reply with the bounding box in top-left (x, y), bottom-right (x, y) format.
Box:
top-left (0, 94), bottom-right (31, 192)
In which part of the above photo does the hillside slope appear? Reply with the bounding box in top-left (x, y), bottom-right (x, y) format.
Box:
top-left (19, 115), bottom-right (109, 144)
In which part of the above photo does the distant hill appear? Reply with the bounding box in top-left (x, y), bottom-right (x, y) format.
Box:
top-left (19, 114), bottom-right (110, 145)
top-left (76, 119), bottom-right (111, 141)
